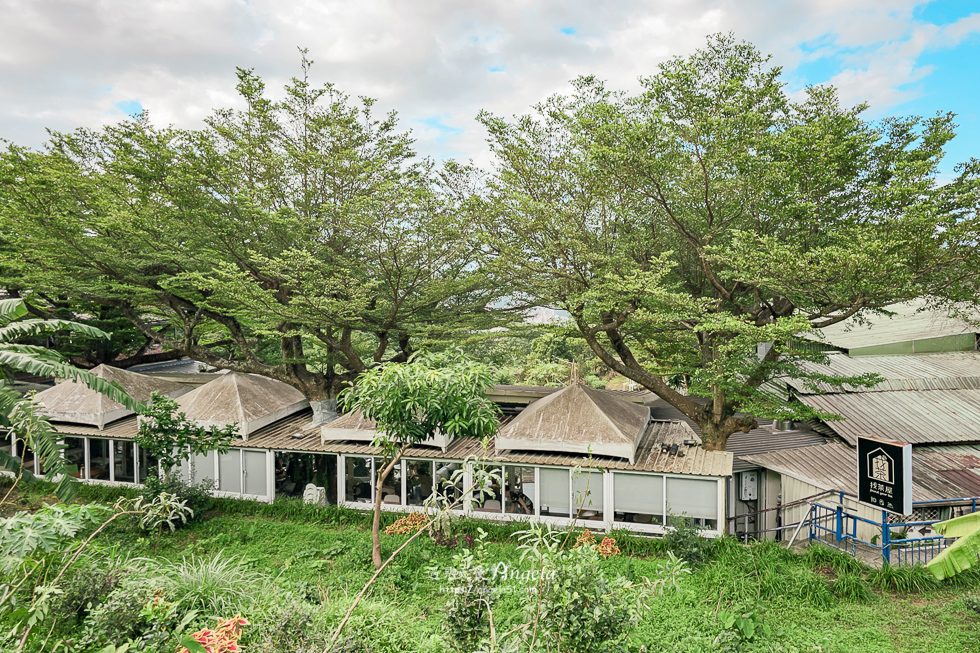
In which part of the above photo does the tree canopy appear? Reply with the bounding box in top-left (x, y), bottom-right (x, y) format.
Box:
top-left (0, 54), bottom-right (509, 417)
top-left (478, 34), bottom-right (980, 449)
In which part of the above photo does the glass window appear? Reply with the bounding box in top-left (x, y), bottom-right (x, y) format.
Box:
top-left (113, 441), bottom-right (136, 483)
top-left (666, 477), bottom-right (718, 529)
top-left (613, 473), bottom-right (663, 525)
top-left (243, 450), bottom-right (268, 496)
top-left (572, 468), bottom-right (604, 521)
top-left (539, 467), bottom-right (570, 518)
top-left (505, 466), bottom-right (535, 515)
top-left (275, 452), bottom-right (338, 502)
top-left (406, 460), bottom-right (434, 506)
top-left (1, 432), bottom-right (11, 458)
top-left (218, 450), bottom-right (242, 494)
top-left (473, 464), bottom-right (503, 513)
top-left (434, 462), bottom-right (463, 505)
top-left (376, 457), bottom-right (402, 506)
top-left (192, 451), bottom-right (217, 483)
top-left (89, 438), bottom-right (111, 481)
top-left (64, 437), bottom-right (86, 479)
top-left (345, 456), bottom-right (374, 504)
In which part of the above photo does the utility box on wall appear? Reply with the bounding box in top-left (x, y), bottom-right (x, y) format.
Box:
top-left (740, 471), bottom-right (758, 501)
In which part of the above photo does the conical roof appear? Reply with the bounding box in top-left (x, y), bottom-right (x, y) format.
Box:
top-left (175, 372), bottom-right (309, 440)
top-left (34, 364), bottom-right (188, 429)
top-left (495, 383), bottom-right (649, 463)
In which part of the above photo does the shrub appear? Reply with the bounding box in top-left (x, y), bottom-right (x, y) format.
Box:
top-left (146, 552), bottom-right (268, 615)
top-left (443, 543), bottom-right (495, 653)
top-left (140, 475), bottom-right (216, 526)
top-left (78, 577), bottom-right (161, 645)
top-left (178, 615), bottom-right (249, 653)
top-left (832, 572), bottom-right (874, 603)
top-left (663, 516), bottom-right (711, 569)
top-left (868, 563), bottom-right (940, 593)
top-left (53, 565), bottom-right (125, 624)
top-left (529, 544), bottom-right (639, 652)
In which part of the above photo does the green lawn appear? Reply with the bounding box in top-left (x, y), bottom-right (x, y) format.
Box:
top-left (4, 482), bottom-right (979, 652)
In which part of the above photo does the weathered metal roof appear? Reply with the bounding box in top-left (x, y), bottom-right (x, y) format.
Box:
top-left (496, 383), bottom-right (648, 463)
top-left (787, 352), bottom-right (980, 394)
top-left (175, 373), bottom-right (309, 439)
top-left (645, 397), bottom-right (828, 471)
top-left (236, 410), bottom-right (732, 477)
top-left (807, 298), bottom-right (980, 349)
top-left (48, 407), bottom-right (731, 477)
top-left (50, 415), bottom-right (139, 439)
top-left (800, 389), bottom-right (980, 446)
top-left (489, 384), bottom-right (652, 406)
top-left (34, 365), bottom-right (188, 429)
top-left (740, 442), bottom-right (980, 502)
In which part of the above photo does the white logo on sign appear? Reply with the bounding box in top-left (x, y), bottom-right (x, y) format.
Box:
top-left (867, 448), bottom-right (894, 485)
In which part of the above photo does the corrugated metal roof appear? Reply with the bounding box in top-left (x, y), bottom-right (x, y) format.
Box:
top-left (645, 397), bottom-right (828, 471)
top-left (489, 384), bottom-right (652, 405)
top-left (740, 442), bottom-right (980, 502)
top-left (51, 409), bottom-right (731, 477)
top-left (787, 352), bottom-right (980, 394)
top-left (51, 416), bottom-right (140, 439)
top-left (800, 389), bottom-right (980, 445)
top-left (806, 298), bottom-right (980, 349)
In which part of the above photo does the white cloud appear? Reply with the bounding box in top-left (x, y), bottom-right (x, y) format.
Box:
top-left (0, 0), bottom-right (977, 163)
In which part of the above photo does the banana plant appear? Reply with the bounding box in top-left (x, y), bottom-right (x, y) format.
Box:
top-left (0, 298), bottom-right (140, 500)
top-left (925, 512), bottom-right (980, 580)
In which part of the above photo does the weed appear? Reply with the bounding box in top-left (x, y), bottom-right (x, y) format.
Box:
top-left (832, 572), bottom-right (874, 603)
top-left (868, 563), bottom-right (940, 593)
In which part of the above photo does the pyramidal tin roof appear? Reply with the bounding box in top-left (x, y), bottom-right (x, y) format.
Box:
top-left (34, 364), bottom-right (188, 429)
top-left (496, 383), bottom-right (649, 463)
top-left (175, 372), bottom-right (309, 440)
top-left (320, 409), bottom-right (454, 451)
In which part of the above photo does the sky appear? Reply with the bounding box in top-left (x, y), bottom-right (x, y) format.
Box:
top-left (0, 0), bottom-right (978, 173)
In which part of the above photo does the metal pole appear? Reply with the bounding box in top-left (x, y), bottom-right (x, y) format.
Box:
top-left (882, 510), bottom-right (890, 566)
top-left (786, 504), bottom-right (812, 550)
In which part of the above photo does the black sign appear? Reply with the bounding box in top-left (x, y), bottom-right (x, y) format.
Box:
top-left (857, 436), bottom-right (912, 515)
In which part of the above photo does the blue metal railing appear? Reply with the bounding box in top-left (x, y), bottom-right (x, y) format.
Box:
top-left (807, 491), bottom-right (974, 566)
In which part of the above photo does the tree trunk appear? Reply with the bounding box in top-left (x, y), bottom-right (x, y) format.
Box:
top-left (371, 447), bottom-right (408, 569)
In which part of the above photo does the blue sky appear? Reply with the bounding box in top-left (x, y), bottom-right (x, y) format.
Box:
top-left (0, 0), bottom-right (976, 174)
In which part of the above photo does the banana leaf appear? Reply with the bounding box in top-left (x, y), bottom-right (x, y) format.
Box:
top-left (932, 512), bottom-right (980, 538)
top-left (925, 525), bottom-right (980, 580)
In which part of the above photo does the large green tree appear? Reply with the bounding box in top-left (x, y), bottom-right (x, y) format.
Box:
top-left (479, 35), bottom-right (980, 449)
top-left (0, 56), bottom-right (508, 421)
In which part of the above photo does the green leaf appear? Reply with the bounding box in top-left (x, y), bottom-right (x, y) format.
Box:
top-left (180, 635), bottom-right (208, 653)
top-left (926, 526), bottom-right (980, 580)
top-left (933, 512), bottom-right (980, 538)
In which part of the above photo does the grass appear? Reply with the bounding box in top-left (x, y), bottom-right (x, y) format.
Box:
top-left (3, 478), bottom-right (980, 652)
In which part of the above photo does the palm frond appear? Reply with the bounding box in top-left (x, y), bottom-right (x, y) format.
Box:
top-left (0, 319), bottom-right (111, 342)
top-left (0, 298), bottom-right (29, 325)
